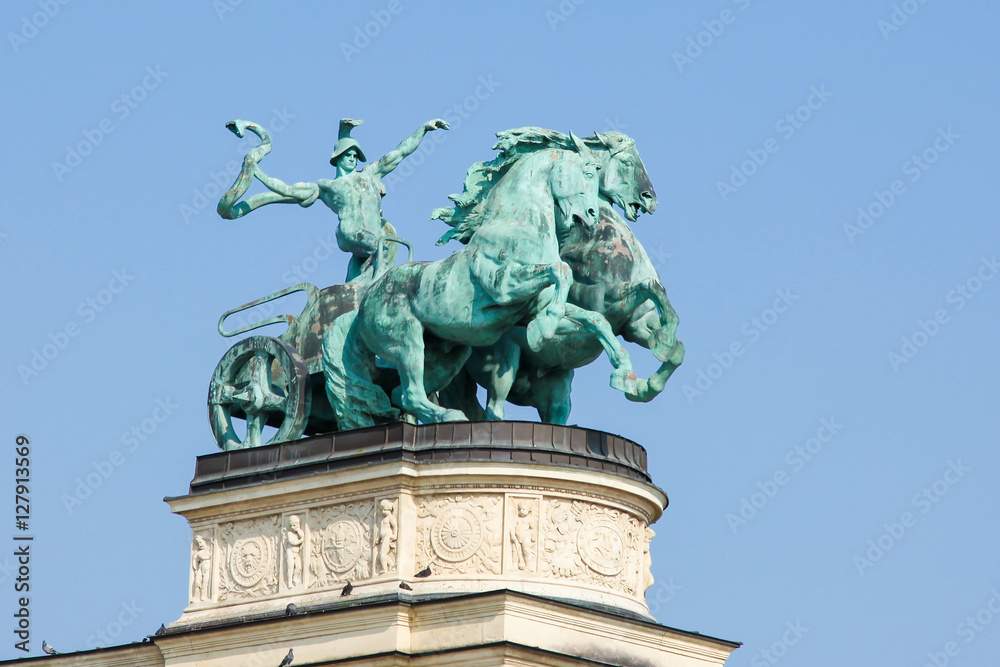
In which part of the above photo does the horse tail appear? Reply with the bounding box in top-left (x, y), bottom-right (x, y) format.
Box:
top-left (217, 120), bottom-right (273, 220)
top-left (321, 309), bottom-right (399, 430)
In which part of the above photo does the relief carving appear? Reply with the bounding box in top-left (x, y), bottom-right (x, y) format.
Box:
top-left (507, 497), bottom-right (539, 573)
top-left (376, 499), bottom-right (398, 575)
top-left (218, 516), bottom-right (280, 602)
top-left (540, 499), bottom-right (646, 595)
top-left (417, 494), bottom-right (502, 575)
top-left (190, 533), bottom-right (213, 603)
top-left (643, 526), bottom-right (655, 594)
top-left (283, 514), bottom-right (305, 589)
top-left (308, 501), bottom-right (373, 589)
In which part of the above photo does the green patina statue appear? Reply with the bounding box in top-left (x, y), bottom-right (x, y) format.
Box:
top-left (217, 117), bottom-right (448, 282)
top-left (209, 119), bottom-right (683, 449)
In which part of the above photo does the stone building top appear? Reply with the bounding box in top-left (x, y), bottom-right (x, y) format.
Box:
top-left (183, 421), bottom-right (655, 496)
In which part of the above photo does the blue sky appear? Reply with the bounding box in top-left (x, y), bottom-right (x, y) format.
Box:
top-left (2, 1), bottom-right (999, 664)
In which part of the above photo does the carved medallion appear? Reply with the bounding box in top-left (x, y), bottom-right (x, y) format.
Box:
top-left (577, 519), bottom-right (625, 576)
top-left (416, 494), bottom-right (502, 574)
top-left (431, 507), bottom-right (483, 562)
top-left (308, 501), bottom-right (374, 589)
top-left (229, 535), bottom-right (272, 587)
top-left (217, 516), bottom-right (280, 602)
top-left (321, 520), bottom-right (364, 573)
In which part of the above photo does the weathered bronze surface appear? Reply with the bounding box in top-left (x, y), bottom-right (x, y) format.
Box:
top-left (210, 120), bottom-right (682, 449)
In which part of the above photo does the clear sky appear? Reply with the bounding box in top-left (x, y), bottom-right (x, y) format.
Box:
top-left (2, 1), bottom-right (998, 664)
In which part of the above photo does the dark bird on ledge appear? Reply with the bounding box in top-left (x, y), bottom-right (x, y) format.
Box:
top-left (154, 624), bottom-right (167, 636)
top-left (41, 641), bottom-right (59, 655)
top-left (341, 581), bottom-right (353, 596)
top-left (399, 582), bottom-right (413, 591)
top-left (415, 566), bottom-right (432, 578)
top-left (285, 603), bottom-right (298, 616)
top-left (278, 648), bottom-right (294, 667)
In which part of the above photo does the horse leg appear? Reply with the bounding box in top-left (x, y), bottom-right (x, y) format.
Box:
top-left (612, 279), bottom-right (678, 362)
top-left (465, 337), bottom-right (521, 421)
top-left (622, 310), bottom-right (686, 402)
top-left (558, 303), bottom-right (637, 395)
top-left (422, 336), bottom-right (473, 397)
top-left (523, 369), bottom-right (574, 425)
top-left (436, 368), bottom-right (487, 421)
top-left (367, 316), bottom-right (468, 424)
top-left (488, 262), bottom-right (573, 352)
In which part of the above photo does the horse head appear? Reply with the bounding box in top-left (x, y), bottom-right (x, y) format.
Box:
top-left (550, 133), bottom-right (602, 242)
top-left (593, 131), bottom-right (657, 222)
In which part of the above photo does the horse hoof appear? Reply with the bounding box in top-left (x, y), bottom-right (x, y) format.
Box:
top-left (610, 367), bottom-right (638, 395)
top-left (649, 328), bottom-right (677, 363)
top-left (439, 409), bottom-right (470, 423)
top-left (526, 318), bottom-right (556, 352)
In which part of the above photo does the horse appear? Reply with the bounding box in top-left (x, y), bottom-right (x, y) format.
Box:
top-left (450, 202), bottom-right (684, 423)
top-left (322, 134), bottom-right (639, 427)
top-left (435, 129), bottom-right (683, 424)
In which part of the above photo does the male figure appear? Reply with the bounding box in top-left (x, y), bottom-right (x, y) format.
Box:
top-left (191, 535), bottom-right (212, 602)
top-left (376, 499), bottom-right (397, 574)
top-left (509, 502), bottom-right (536, 571)
top-left (218, 117), bottom-right (449, 282)
top-left (284, 515), bottom-right (304, 588)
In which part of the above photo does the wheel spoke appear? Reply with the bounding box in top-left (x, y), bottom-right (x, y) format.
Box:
top-left (245, 410), bottom-right (266, 448)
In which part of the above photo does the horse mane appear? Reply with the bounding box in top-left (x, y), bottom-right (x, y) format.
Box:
top-left (431, 127), bottom-right (602, 246)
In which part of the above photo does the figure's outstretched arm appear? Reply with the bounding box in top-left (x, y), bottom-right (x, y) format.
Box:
top-left (217, 118), bottom-right (321, 219)
top-left (374, 119), bottom-right (450, 177)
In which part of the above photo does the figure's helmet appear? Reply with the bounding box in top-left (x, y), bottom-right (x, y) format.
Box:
top-left (330, 118), bottom-right (367, 166)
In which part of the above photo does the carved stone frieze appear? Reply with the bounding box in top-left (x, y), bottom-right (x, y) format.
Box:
top-left (375, 498), bottom-right (398, 575)
top-left (416, 494), bottom-right (502, 575)
top-left (540, 499), bottom-right (647, 595)
top-left (190, 530), bottom-right (215, 604)
top-left (282, 514), bottom-right (306, 590)
top-left (308, 501), bottom-right (374, 589)
top-left (506, 496), bottom-right (540, 573)
top-left (217, 516), bottom-right (280, 602)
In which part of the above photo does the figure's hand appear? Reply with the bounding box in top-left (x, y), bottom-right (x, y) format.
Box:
top-left (425, 118), bottom-right (450, 131)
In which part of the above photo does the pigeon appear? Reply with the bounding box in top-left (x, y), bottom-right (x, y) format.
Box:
top-left (154, 624), bottom-right (167, 636)
top-left (285, 603), bottom-right (298, 616)
top-left (41, 640), bottom-right (59, 655)
top-left (415, 566), bottom-right (432, 578)
top-left (399, 582), bottom-right (412, 591)
top-left (278, 648), bottom-right (294, 667)
top-left (341, 581), bottom-right (353, 596)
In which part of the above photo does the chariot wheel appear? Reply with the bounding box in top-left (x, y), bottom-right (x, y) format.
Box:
top-left (208, 336), bottom-right (311, 450)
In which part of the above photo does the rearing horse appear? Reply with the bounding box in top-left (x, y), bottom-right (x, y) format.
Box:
top-left (436, 128), bottom-right (682, 423)
top-left (323, 135), bottom-right (638, 427)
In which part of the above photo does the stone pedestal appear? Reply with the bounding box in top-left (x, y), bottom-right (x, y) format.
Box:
top-left (153, 422), bottom-right (740, 666)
